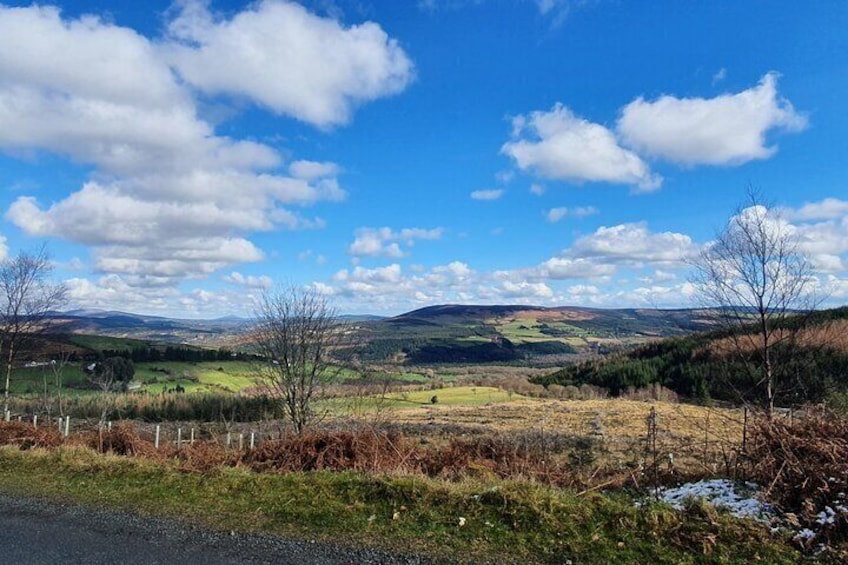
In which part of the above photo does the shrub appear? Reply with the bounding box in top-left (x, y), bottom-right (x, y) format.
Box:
top-left (745, 407), bottom-right (848, 547)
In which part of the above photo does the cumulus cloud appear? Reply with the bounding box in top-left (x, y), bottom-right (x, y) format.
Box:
top-left (534, 257), bottom-right (616, 279)
top-left (617, 73), bottom-right (807, 166)
top-left (568, 223), bottom-right (699, 265)
top-left (164, 0), bottom-right (414, 128)
top-left (324, 260), bottom-right (565, 312)
top-left (348, 226), bottom-right (444, 258)
top-left (0, 3), bottom-right (407, 289)
top-left (789, 198), bottom-right (848, 221)
top-left (470, 189), bottom-right (505, 201)
top-left (502, 104), bottom-right (661, 191)
top-left (224, 271), bottom-right (273, 289)
top-left (546, 206), bottom-right (598, 222)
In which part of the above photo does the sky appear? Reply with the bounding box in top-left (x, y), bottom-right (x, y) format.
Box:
top-left (0, 0), bottom-right (847, 317)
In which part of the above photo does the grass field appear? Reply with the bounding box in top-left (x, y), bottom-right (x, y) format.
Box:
top-left (0, 445), bottom-right (801, 564)
top-left (347, 396), bottom-right (747, 475)
top-left (135, 361), bottom-right (258, 393)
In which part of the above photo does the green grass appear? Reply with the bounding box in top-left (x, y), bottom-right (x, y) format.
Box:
top-left (324, 386), bottom-right (521, 414)
top-left (134, 361), bottom-right (258, 393)
top-left (8, 365), bottom-right (90, 394)
top-left (0, 446), bottom-right (802, 564)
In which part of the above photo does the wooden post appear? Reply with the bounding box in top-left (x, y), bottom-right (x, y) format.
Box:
top-left (33, 414), bottom-right (37, 429)
top-left (742, 406), bottom-right (749, 455)
top-left (238, 433), bottom-right (244, 451)
top-left (226, 432), bottom-right (231, 448)
top-left (64, 415), bottom-right (70, 437)
top-left (155, 425), bottom-right (161, 449)
top-left (250, 432), bottom-right (255, 450)
top-left (647, 407), bottom-right (658, 496)
top-left (177, 428), bottom-right (182, 450)
top-left (190, 428), bottom-right (195, 445)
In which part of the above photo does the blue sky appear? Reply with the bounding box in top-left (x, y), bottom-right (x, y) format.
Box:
top-left (0, 0), bottom-right (846, 316)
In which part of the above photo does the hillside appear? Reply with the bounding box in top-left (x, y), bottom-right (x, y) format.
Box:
top-left (532, 306), bottom-right (848, 406)
top-left (358, 304), bottom-right (720, 364)
top-left (45, 310), bottom-right (250, 347)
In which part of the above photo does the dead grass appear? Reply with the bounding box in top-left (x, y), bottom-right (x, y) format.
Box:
top-left (375, 398), bottom-right (745, 475)
top-left (746, 407), bottom-right (848, 548)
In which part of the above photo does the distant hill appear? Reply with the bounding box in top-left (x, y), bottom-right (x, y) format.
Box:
top-left (46, 310), bottom-right (252, 347)
top-left (531, 306), bottom-right (848, 406)
top-left (359, 304), bottom-right (720, 365)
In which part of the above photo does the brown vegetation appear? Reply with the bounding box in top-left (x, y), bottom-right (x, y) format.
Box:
top-left (746, 407), bottom-right (848, 546)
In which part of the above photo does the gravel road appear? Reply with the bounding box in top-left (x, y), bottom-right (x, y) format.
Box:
top-left (0, 492), bottom-right (454, 564)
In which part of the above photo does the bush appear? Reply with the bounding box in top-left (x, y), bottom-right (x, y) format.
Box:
top-left (745, 407), bottom-right (848, 547)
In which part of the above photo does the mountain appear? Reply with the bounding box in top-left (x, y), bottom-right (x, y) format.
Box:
top-left (46, 310), bottom-right (252, 347)
top-left (532, 306), bottom-right (848, 406)
top-left (359, 304), bottom-right (720, 364)
top-left (44, 304), bottom-right (722, 363)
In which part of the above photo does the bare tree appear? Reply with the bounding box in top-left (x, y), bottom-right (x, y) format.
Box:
top-left (691, 191), bottom-right (814, 414)
top-left (252, 286), bottom-right (351, 434)
top-left (85, 357), bottom-right (134, 428)
top-left (0, 247), bottom-right (67, 416)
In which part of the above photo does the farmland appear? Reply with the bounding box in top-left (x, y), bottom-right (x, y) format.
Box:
top-left (2, 306), bottom-right (848, 562)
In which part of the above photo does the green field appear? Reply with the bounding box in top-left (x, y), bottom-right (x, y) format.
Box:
top-left (324, 385), bottom-right (520, 414)
top-left (134, 361), bottom-right (258, 393)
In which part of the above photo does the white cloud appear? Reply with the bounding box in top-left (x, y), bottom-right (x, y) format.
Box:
top-left (502, 103), bottom-right (661, 191)
top-left (712, 67), bottom-right (727, 85)
top-left (0, 3), bottom-right (386, 288)
top-left (164, 0), bottom-right (414, 128)
top-left (569, 222), bottom-right (698, 265)
top-left (470, 189), bottom-right (505, 200)
top-left (789, 198), bottom-right (848, 221)
top-left (546, 206), bottom-right (598, 222)
top-left (289, 160), bottom-right (341, 181)
top-left (347, 226), bottom-right (444, 258)
top-left (224, 271), bottom-right (273, 289)
top-left (535, 257), bottom-right (616, 280)
top-left (617, 73), bottom-right (807, 166)
top-left (529, 183), bottom-right (546, 195)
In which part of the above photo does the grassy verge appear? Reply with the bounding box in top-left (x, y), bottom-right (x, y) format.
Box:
top-left (0, 446), bottom-right (799, 564)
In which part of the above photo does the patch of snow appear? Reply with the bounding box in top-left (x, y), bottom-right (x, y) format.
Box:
top-left (795, 528), bottom-right (816, 540)
top-left (657, 479), bottom-right (775, 521)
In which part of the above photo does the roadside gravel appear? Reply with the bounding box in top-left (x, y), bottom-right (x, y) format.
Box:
top-left (0, 492), bottom-right (457, 564)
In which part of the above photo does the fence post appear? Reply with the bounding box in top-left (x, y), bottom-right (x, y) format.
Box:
top-left (238, 433), bottom-right (244, 451)
top-left (155, 425), bottom-right (161, 449)
top-left (64, 415), bottom-right (70, 437)
top-left (646, 406), bottom-right (658, 496)
top-left (4, 410), bottom-right (9, 422)
top-left (177, 428), bottom-right (182, 450)
top-left (226, 432), bottom-right (231, 448)
top-left (250, 432), bottom-right (255, 450)
top-left (190, 428), bottom-right (195, 445)
top-left (33, 414), bottom-right (37, 429)
top-left (108, 421), bottom-right (112, 432)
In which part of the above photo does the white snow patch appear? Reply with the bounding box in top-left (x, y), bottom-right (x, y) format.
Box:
top-left (657, 479), bottom-right (775, 521)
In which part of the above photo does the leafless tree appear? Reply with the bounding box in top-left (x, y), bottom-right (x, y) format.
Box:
top-left (691, 191), bottom-right (815, 414)
top-left (0, 247), bottom-right (67, 416)
top-left (42, 348), bottom-right (72, 418)
top-left (252, 286), bottom-right (352, 434)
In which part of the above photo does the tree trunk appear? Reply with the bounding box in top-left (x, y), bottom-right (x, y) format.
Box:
top-left (3, 344), bottom-right (14, 416)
